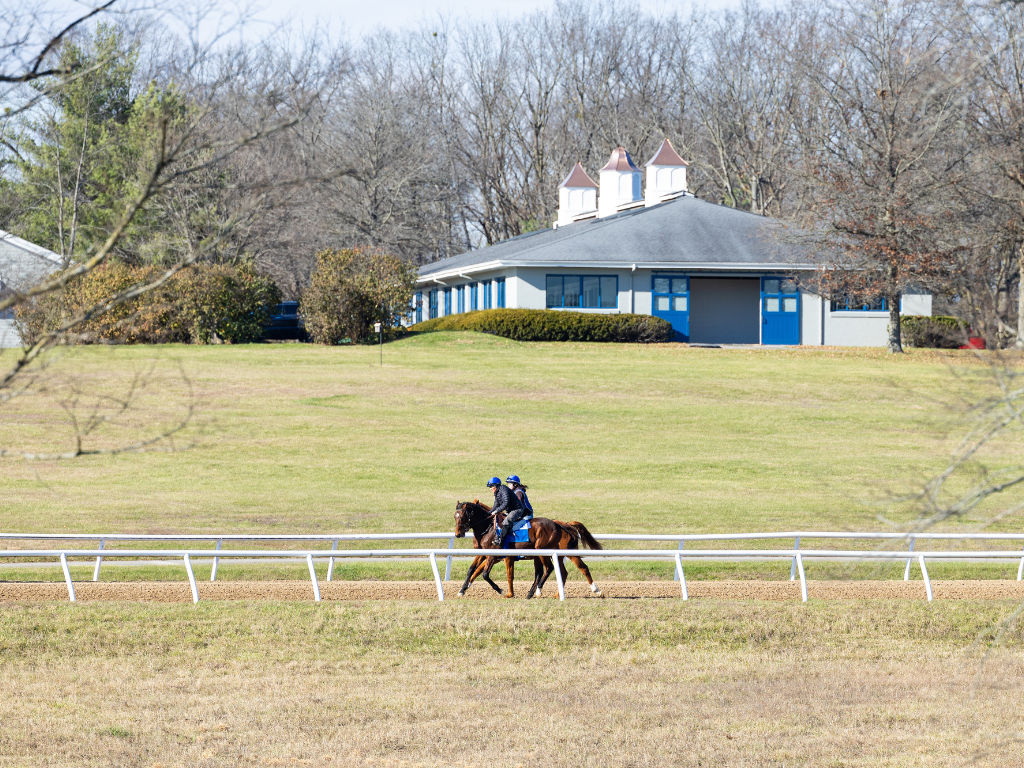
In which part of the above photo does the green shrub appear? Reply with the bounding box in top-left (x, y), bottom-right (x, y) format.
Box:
top-left (14, 261), bottom-right (280, 345)
top-left (301, 248), bottom-right (416, 345)
top-left (901, 315), bottom-right (966, 349)
top-left (412, 309), bottom-right (674, 343)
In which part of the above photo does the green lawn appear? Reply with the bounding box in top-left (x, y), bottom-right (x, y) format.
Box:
top-left (0, 334), bottom-right (1017, 554)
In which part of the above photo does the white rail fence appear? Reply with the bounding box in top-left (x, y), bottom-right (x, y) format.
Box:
top-left (2, 531), bottom-right (1024, 604)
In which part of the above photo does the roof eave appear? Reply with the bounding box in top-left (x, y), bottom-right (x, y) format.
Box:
top-left (418, 260), bottom-right (818, 282)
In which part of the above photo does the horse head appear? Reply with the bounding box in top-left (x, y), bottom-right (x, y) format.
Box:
top-left (454, 501), bottom-right (471, 538)
top-left (455, 499), bottom-right (491, 538)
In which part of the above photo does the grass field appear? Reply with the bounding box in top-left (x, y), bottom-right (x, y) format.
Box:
top-left (2, 600), bottom-right (1023, 766)
top-left (2, 336), bottom-right (1024, 765)
top-left (0, 334), bottom-right (1016, 536)
top-left (1, 334), bottom-right (1021, 579)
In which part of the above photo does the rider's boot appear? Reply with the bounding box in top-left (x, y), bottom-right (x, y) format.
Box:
top-left (494, 525), bottom-right (508, 549)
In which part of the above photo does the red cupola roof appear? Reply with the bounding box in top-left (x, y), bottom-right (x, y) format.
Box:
top-left (558, 162), bottom-right (598, 188)
top-left (644, 138), bottom-right (688, 167)
top-left (599, 147), bottom-right (640, 172)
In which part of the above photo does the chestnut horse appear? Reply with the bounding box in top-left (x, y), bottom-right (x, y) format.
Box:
top-left (453, 499), bottom-right (603, 599)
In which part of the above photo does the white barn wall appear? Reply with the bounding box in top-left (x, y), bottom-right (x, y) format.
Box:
top-left (902, 292), bottom-right (932, 316)
top-left (418, 267), bottom-right (933, 347)
top-left (0, 319), bottom-right (19, 348)
top-left (632, 269), bottom-right (653, 315)
top-left (800, 291), bottom-right (824, 346)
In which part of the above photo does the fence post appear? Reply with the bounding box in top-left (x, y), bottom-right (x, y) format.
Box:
top-left (306, 554), bottom-right (321, 603)
top-left (552, 555), bottom-right (565, 601)
top-left (918, 555), bottom-right (933, 601)
top-left (790, 536), bottom-right (801, 581)
top-left (674, 552), bottom-right (688, 600)
top-left (903, 537), bottom-right (916, 581)
top-left (327, 539), bottom-right (338, 582)
top-left (1017, 547), bottom-right (1023, 582)
top-left (210, 539), bottom-right (222, 582)
top-left (93, 539), bottom-right (105, 582)
top-left (796, 553), bottom-right (807, 603)
top-left (183, 554), bottom-right (199, 604)
top-left (429, 553), bottom-right (444, 602)
top-left (444, 537), bottom-right (455, 581)
top-left (59, 553), bottom-right (75, 603)
top-left (673, 540), bottom-right (684, 581)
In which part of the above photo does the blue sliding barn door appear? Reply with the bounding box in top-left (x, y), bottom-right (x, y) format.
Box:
top-left (761, 277), bottom-right (800, 345)
top-left (652, 276), bottom-right (690, 341)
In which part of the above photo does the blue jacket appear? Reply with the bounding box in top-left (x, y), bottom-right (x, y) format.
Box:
top-left (513, 487), bottom-right (534, 514)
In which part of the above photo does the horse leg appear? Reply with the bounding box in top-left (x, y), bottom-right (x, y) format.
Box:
top-left (525, 557), bottom-right (543, 599)
top-left (504, 557), bottom-right (515, 598)
top-left (480, 557), bottom-right (505, 595)
top-left (535, 555), bottom-right (556, 595)
top-left (568, 555), bottom-right (602, 597)
top-left (458, 555), bottom-right (485, 597)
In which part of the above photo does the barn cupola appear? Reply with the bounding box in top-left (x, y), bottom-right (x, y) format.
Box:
top-left (556, 162), bottom-right (599, 226)
top-left (598, 147), bottom-right (642, 218)
top-left (644, 138), bottom-right (688, 206)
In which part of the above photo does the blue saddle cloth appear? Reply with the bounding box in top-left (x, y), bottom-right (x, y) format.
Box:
top-left (501, 518), bottom-right (531, 547)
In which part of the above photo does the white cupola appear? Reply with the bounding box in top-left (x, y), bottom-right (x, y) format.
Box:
top-left (556, 163), bottom-right (599, 226)
top-left (598, 147), bottom-right (642, 218)
top-left (644, 138), bottom-right (688, 205)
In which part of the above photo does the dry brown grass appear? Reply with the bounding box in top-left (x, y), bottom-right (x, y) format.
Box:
top-left (1, 600), bottom-right (1023, 767)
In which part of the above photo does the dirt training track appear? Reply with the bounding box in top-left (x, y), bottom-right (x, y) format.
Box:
top-left (2, 579), bottom-right (1024, 602)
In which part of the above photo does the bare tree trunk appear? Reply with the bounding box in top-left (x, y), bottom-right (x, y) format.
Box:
top-left (1017, 245), bottom-right (1024, 349)
top-left (888, 289), bottom-right (904, 353)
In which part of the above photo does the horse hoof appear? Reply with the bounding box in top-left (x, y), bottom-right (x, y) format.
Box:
top-left (456, 592), bottom-right (465, 598)
top-left (502, 593), bottom-right (514, 599)
top-left (593, 590), bottom-right (604, 598)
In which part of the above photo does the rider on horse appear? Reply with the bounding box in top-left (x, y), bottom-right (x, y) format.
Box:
top-left (487, 476), bottom-right (528, 549)
top-left (507, 475), bottom-right (534, 515)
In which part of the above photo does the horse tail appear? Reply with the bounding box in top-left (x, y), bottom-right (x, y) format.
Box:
top-left (568, 521), bottom-right (602, 551)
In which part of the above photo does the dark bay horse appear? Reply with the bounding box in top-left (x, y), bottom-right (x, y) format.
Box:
top-left (453, 499), bottom-right (603, 599)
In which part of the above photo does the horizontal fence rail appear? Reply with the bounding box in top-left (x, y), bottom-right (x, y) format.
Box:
top-left (3, 531), bottom-right (1024, 587)
top-left (3, 542), bottom-right (1024, 604)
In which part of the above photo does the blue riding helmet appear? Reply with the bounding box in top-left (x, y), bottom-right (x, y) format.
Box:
top-left (506, 475), bottom-right (521, 485)
top-left (486, 477), bottom-right (502, 487)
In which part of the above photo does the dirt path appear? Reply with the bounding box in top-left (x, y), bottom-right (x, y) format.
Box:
top-left (3, 579), bottom-right (1024, 602)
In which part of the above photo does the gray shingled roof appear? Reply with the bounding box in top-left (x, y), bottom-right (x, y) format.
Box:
top-left (0, 230), bottom-right (61, 289)
top-left (419, 195), bottom-right (811, 278)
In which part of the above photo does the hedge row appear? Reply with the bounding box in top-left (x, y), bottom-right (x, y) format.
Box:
top-left (900, 315), bottom-right (967, 349)
top-left (412, 309), bottom-right (675, 343)
top-left (16, 261), bottom-right (280, 345)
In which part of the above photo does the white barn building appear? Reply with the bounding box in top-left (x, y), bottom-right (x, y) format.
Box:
top-left (0, 230), bottom-right (62, 348)
top-left (416, 140), bottom-right (931, 346)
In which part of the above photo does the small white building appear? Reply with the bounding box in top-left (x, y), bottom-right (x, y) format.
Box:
top-left (415, 140), bottom-right (931, 346)
top-left (0, 230), bottom-right (62, 348)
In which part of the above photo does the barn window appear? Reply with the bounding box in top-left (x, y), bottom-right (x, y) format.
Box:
top-left (496, 278), bottom-right (505, 308)
top-left (444, 288), bottom-right (452, 315)
top-left (830, 294), bottom-right (887, 311)
top-left (483, 280), bottom-right (492, 309)
top-left (414, 292), bottom-right (422, 324)
top-left (429, 290), bottom-right (438, 319)
top-left (470, 283), bottom-right (478, 311)
top-left (546, 275), bottom-right (618, 309)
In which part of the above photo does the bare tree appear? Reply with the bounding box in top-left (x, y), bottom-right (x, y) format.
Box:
top-left (798, 0), bottom-right (969, 352)
top-left (0, 3), bottom-right (337, 459)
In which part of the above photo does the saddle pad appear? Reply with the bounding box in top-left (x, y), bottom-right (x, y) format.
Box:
top-left (502, 520), bottom-right (531, 547)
